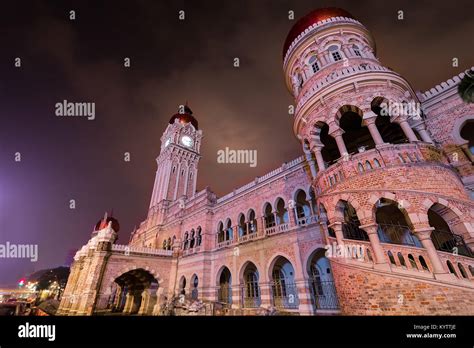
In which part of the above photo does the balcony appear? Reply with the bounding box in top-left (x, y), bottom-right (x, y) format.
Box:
top-left (315, 142), bottom-right (450, 193)
top-left (265, 222), bottom-right (290, 236)
top-left (111, 244), bottom-right (173, 257)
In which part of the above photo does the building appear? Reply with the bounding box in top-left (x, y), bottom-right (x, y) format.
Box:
top-left (57, 8), bottom-right (474, 316)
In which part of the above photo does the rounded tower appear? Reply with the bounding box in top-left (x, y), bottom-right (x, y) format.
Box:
top-left (284, 8), bottom-right (474, 315)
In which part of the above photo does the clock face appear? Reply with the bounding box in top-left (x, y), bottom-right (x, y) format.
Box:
top-left (164, 138), bottom-right (171, 147)
top-left (181, 135), bottom-right (193, 147)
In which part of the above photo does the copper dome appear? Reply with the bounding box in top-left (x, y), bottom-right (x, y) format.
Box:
top-left (94, 216), bottom-right (120, 233)
top-left (169, 105), bottom-right (199, 129)
top-left (283, 8), bottom-right (355, 58)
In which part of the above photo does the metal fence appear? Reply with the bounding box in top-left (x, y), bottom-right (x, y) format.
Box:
top-left (309, 279), bottom-right (339, 310)
top-left (270, 281), bottom-right (299, 309)
top-left (431, 229), bottom-right (473, 258)
top-left (240, 282), bottom-right (261, 308)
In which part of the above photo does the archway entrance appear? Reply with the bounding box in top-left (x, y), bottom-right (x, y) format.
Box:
top-left (217, 267), bottom-right (232, 305)
top-left (308, 249), bottom-right (339, 310)
top-left (111, 268), bottom-right (158, 315)
top-left (270, 256), bottom-right (298, 309)
top-left (241, 262), bottom-right (260, 308)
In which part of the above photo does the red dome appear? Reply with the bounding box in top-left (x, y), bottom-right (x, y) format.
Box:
top-left (94, 215), bottom-right (120, 232)
top-left (169, 105), bottom-right (198, 129)
top-left (283, 8), bottom-right (355, 59)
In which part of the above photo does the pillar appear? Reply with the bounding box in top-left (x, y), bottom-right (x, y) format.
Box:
top-left (288, 204), bottom-right (297, 226)
top-left (330, 129), bottom-right (349, 158)
top-left (328, 222), bottom-right (344, 246)
top-left (341, 44), bottom-right (351, 58)
top-left (313, 145), bottom-right (326, 171)
top-left (360, 223), bottom-right (390, 270)
top-left (413, 227), bottom-right (452, 281)
top-left (414, 125), bottom-right (434, 144)
top-left (303, 149), bottom-right (318, 178)
top-left (363, 111), bottom-right (385, 145)
top-left (398, 118), bottom-right (418, 142)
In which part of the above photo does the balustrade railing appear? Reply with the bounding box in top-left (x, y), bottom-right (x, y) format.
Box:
top-left (297, 215), bottom-right (319, 226)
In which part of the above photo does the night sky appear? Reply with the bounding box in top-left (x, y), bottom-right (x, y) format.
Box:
top-left (0, 0), bottom-right (472, 286)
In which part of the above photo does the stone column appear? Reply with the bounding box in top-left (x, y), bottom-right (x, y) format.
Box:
top-left (317, 52), bottom-right (328, 66)
top-left (330, 128), bottom-right (348, 158)
top-left (413, 227), bottom-right (452, 280)
top-left (414, 124), bottom-right (434, 144)
top-left (313, 145), bottom-right (326, 171)
top-left (363, 111), bottom-right (385, 145)
top-left (329, 222), bottom-right (344, 246)
top-left (257, 216), bottom-right (264, 236)
top-left (398, 118), bottom-right (418, 142)
top-left (288, 204), bottom-right (297, 227)
top-left (360, 223), bottom-right (390, 270)
top-left (303, 148), bottom-right (318, 178)
top-left (341, 44), bottom-right (351, 58)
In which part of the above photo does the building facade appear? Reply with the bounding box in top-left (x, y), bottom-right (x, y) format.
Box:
top-left (58, 8), bottom-right (474, 316)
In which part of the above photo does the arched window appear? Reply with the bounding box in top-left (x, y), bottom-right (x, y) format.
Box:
top-left (162, 239), bottom-right (167, 250)
top-left (328, 45), bottom-right (342, 61)
top-left (238, 214), bottom-right (246, 237)
top-left (397, 252), bottom-right (406, 267)
top-left (365, 160), bottom-right (372, 170)
top-left (408, 254), bottom-right (418, 270)
top-left (167, 237), bottom-right (171, 250)
top-left (419, 256), bottom-right (429, 271)
top-left (247, 209), bottom-right (257, 233)
top-left (183, 232), bottom-right (189, 249)
top-left (309, 55), bottom-right (320, 73)
top-left (263, 203), bottom-right (275, 228)
top-left (338, 200), bottom-right (369, 241)
top-left (469, 265), bottom-right (474, 277)
top-left (358, 163), bottom-right (364, 173)
top-left (191, 274), bottom-right (199, 300)
top-left (242, 263), bottom-right (260, 308)
top-left (275, 198), bottom-right (288, 224)
top-left (446, 260), bottom-right (458, 277)
top-left (225, 219), bottom-right (233, 241)
top-left (375, 198), bottom-right (422, 247)
top-left (374, 158), bottom-right (381, 167)
top-left (217, 222), bottom-right (225, 243)
top-left (189, 230), bottom-right (195, 249)
top-left (196, 227), bottom-right (202, 246)
top-left (353, 44), bottom-right (362, 57)
top-left (458, 263), bottom-right (468, 279)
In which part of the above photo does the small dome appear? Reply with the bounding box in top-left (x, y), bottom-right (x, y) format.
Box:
top-left (283, 8), bottom-right (355, 58)
top-left (94, 215), bottom-right (120, 233)
top-left (169, 104), bottom-right (199, 130)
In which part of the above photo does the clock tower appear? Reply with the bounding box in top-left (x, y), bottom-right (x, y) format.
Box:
top-left (149, 104), bottom-right (203, 209)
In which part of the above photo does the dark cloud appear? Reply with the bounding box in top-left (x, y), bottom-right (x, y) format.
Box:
top-left (0, 0), bottom-right (472, 285)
